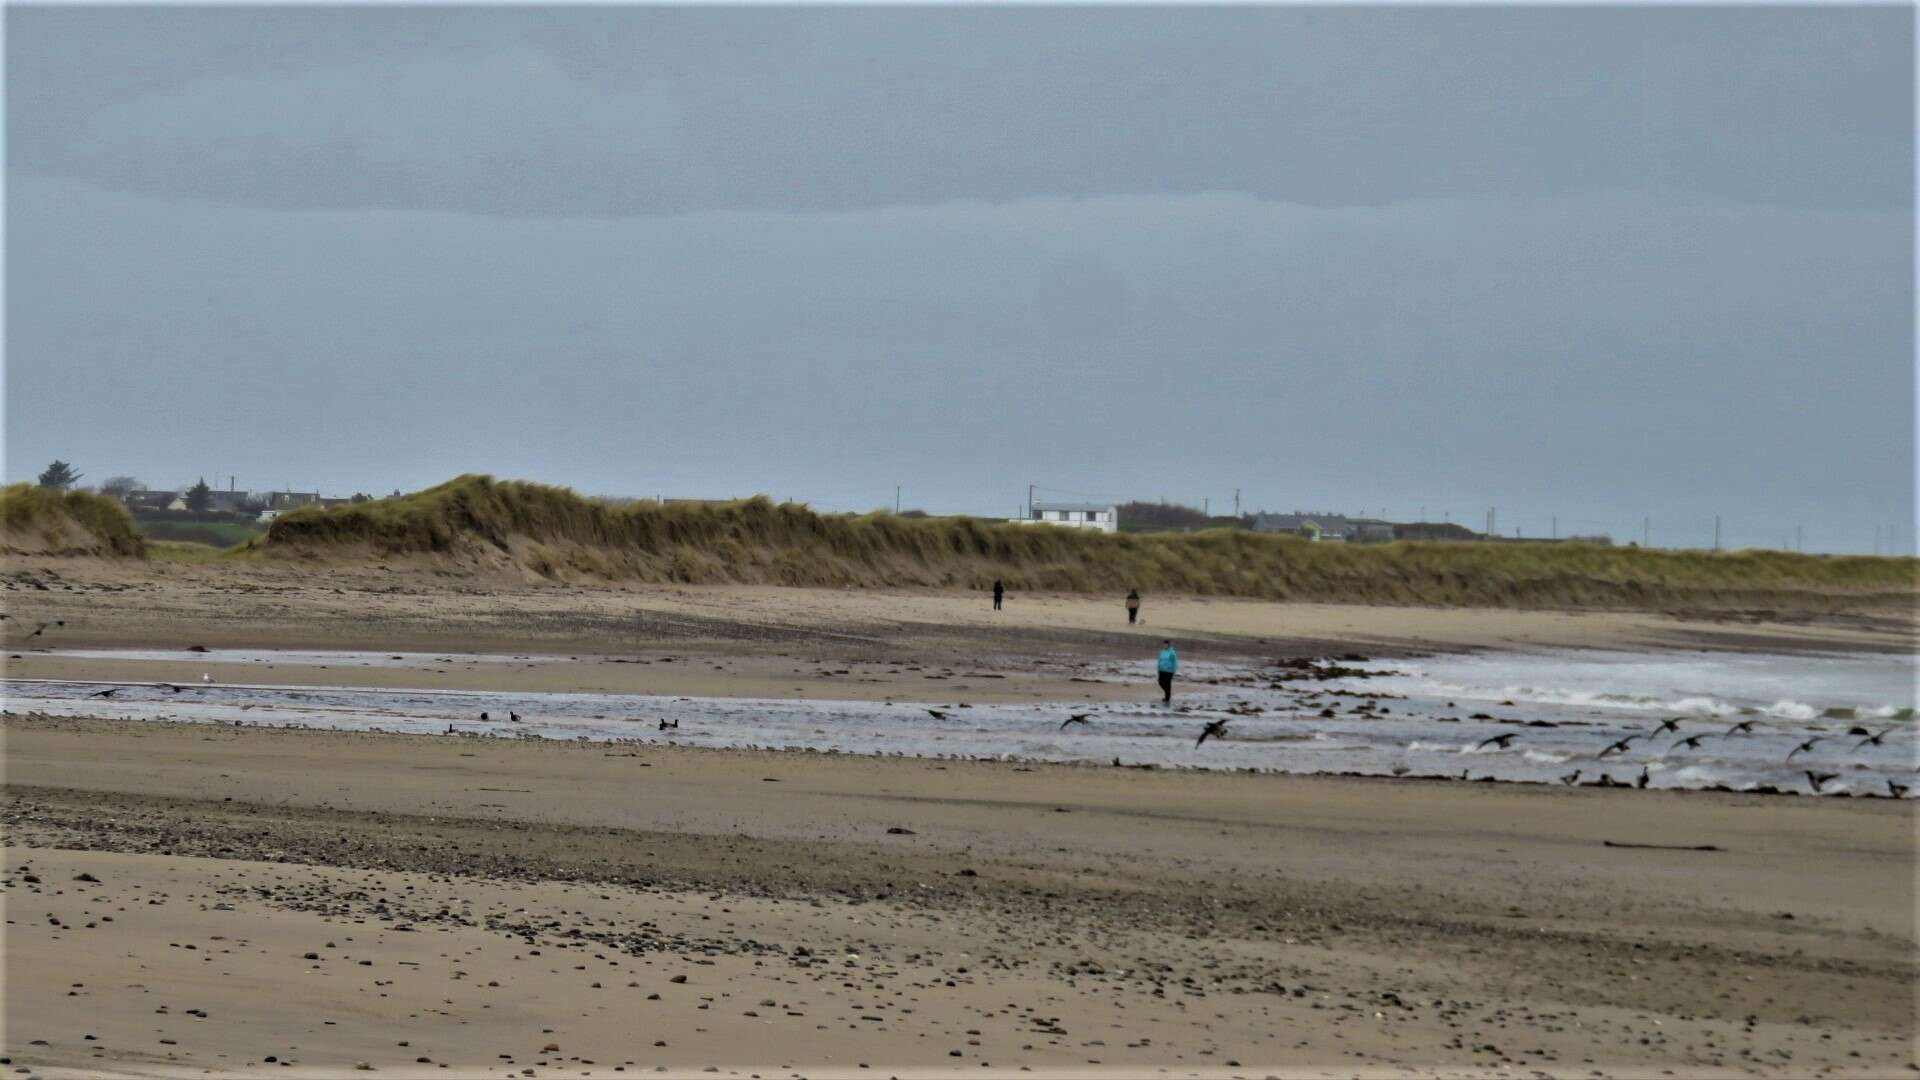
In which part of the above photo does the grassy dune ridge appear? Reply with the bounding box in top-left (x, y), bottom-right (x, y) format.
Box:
top-left (260, 475), bottom-right (1917, 610)
top-left (0, 483), bottom-right (146, 557)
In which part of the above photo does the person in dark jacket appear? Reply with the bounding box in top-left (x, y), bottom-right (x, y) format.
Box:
top-left (1125, 589), bottom-right (1141, 624)
top-left (992, 580), bottom-right (1005, 611)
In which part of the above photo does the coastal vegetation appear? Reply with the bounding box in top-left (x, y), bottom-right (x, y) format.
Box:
top-left (258, 475), bottom-right (1918, 610)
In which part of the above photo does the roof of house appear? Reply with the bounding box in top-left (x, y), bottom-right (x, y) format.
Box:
top-left (1032, 501), bottom-right (1115, 513)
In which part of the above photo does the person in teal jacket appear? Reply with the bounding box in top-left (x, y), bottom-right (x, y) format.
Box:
top-left (1156, 640), bottom-right (1178, 704)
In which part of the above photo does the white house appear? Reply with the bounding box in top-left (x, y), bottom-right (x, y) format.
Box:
top-left (1012, 500), bottom-right (1119, 533)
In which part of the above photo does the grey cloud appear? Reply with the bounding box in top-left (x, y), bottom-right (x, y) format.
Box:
top-left (10, 7), bottom-right (1911, 217)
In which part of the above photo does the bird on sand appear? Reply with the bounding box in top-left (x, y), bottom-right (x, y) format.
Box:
top-left (1804, 770), bottom-right (1838, 793)
top-left (1059, 713), bottom-right (1091, 730)
top-left (1646, 718), bottom-right (1683, 736)
top-left (1785, 736), bottom-right (1824, 762)
top-left (1855, 726), bottom-right (1899, 749)
top-left (1474, 733), bottom-right (1518, 751)
top-left (658, 718), bottom-right (679, 731)
top-left (1888, 779), bottom-right (1910, 798)
top-left (1195, 718), bottom-right (1230, 747)
top-left (89, 687), bottom-right (118, 698)
top-left (1598, 734), bottom-right (1642, 758)
top-left (1635, 766), bottom-right (1651, 789)
top-left (1724, 720), bottom-right (1759, 736)
top-left (1559, 770), bottom-right (1582, 786)
top-left (926, 709), bottom-right (952, 720)
top-left (1670, 733), bottom-right (1712, 751)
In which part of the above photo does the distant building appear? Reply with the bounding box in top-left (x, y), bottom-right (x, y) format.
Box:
top-left (1251, 511), bottom-right (1395, 543)
top-left (264, 491), bottom-right (322, 510)
top-left (1013, 501), bottom-right (1118, 533)
top-left (123, 490), bottom-right (182, 512)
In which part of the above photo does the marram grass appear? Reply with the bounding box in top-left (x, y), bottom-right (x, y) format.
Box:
top-left (260, 475), bottom-right (1919, 610)
top-left (1, 483), bottom-right (146, 557)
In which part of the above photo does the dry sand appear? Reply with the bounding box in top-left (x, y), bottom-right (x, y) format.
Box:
top-left (2, 558), bottom-right (1916, 1077)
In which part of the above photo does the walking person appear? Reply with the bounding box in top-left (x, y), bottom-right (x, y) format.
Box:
top-left (992, 579), bottom-right (1005, 611)
top-left (1156, 640), bottom-right (1178, 704)
top-left (1125, 589), bottom-right (1141, 624)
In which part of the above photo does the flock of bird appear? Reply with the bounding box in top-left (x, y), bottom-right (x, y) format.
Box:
top-left (46, 671), bottom-right (1910, 797)
top-left (1470, 713), bottom-right (1909, 795)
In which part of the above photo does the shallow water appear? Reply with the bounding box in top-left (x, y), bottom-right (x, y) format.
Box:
top-left (6, 647), bottom-right (1914, 796)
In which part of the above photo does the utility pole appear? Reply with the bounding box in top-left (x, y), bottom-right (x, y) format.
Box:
top-left (1203, 497), bottom-right (1209, 517)
top-left (1027, 483), bottom-right (1035, 521)
top-left (1551, 515), bottom-right (1557, 540)
top-left (1796, 525), bottom-right (1803, 553)
top-left (1233, 489), bottom-right (1240, 518)
top-left (1643, 517), bottom-right (1650, 548)
top-left (1713, 515), bottom-right (1721, 552)
top-left (895, 485), bottom-right (901, 514)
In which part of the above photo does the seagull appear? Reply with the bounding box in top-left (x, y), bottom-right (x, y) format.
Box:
top-left (1724, 720), bottom-right (1759, 736)
top-left (1559, 770), bottom-right (1582, 786)
top-left (1195, 718), bottom-right (1230, 747)
top-left (1888, 779), bottom-right (1909, 798)
top-left (1058, 714), bottom-right (1091, 730)
top-left (89, 687), bottom-right (118, 698)
top-left (658, 718), bottom-right (679, 731)
top-left (1785, 736), bottom-right (1824, 762)
top-left (200, 673), bottom-right (213, 684)
top-left (1598, 734), bottom-right (1642, 758)
top-left (1855, 726), bottom-right (1899, 749)
top-left (1474, 733), bottom-right (1517, 751)
top-left (1670, 734), bottom-right (1712, 751)
top-left (1635, 766), bottom-right (1650, 789)
top-left (926, 709), bottom-right (952, 720)
top-left (1805, 770), bottom-right (1838, 793)
top-left (1646, 718), bottom-right (1683, 736)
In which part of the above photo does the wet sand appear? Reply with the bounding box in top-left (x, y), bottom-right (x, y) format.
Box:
top-left (4, 714), bottom-right (1915, 1078)
top-left (3, 559), bottom-right (1916, 1076)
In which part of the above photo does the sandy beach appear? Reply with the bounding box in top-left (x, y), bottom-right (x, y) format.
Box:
top-left (3, 559), bottom-right (1916, 1077)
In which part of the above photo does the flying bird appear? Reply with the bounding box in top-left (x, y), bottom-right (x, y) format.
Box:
top-left (1059, 714), bottom-right (1091, 730)
top-left (156, 682), bottom-right (186, 693)
top-left (89, 687), bottom-right (118, 698)
top-left (1598, 734), bottom-right (1642, 758)
top-left (27, 622), bottom-right (50, 639)
top-left (1474, 733), bottom-right (1517, 751)
top-left (1785, 737), bottom-right (1824, 762)
top-left (926, 709), bottom-right (952, 720)
top-left (479, 712), bottom-right (490, 721)
top-left (658, 718), bottom-right (679, 731)
top-left (1646, 718), bottom-right (1683, 736)
top-left (1804, 770), bottom-right (1838, 793)
top-left (1855, 727), bottom-right (1899, 749)
top-left (1195, 718), bottom-right (1230, 747)
top-left (1724, 720), bottom-right (1759, 736)
top-left (1670, 734), bottom-right (1712, 751)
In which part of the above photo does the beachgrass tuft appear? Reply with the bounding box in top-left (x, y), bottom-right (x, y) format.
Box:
top-left (1, 483), bottom-right (147, 557)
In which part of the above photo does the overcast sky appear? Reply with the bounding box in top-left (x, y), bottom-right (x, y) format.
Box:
top-left (6, 7), bottom-right (1913, 552)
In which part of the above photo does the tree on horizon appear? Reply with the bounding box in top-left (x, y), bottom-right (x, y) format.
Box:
top-left (36, 460), bottom-right (82, 490)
